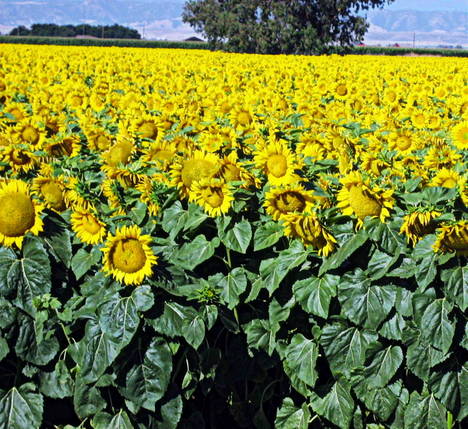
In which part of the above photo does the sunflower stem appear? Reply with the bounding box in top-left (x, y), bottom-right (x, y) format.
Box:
top-left (226, 248), bottom-right (232, 269)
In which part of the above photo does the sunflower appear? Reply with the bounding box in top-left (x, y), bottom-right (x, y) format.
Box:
top-left (282, 213), bottom-right (336, 257)
top-left (141, 141), bottom-right (176, 171)
top-left (44, 135), bottom-right (81, 158)
top-left (217, 152), bottom-right (259, 189)
top-left (2, 145), bottom-right (37, 173)
top-left (254, 137), bottom-right (300, 186)
top-left (400, 210), bottom-right (441, 245)
top-left (190, 178), bottom-right (234, 217)
top-left (430, 168), bottom-right (466, 189)
top-left (387, 130), bottom-right (414, 154)
top-left (433, 221), bottom-right (468, 256)
top-left (101, 225), bottom-right (157, 285)
top-left (13, 117), bottom-right (46, 148)
top-left (136, 175), bottom-right (169, 217)
top-left (264, 184), bottom-right (316, 221)
top-left (423, 146), bottom-right (461, 170)
top-left (0, 180), bottom-right (44, 248)
top-left (170, 150), bottom-right (220, 199)
top-left (71, 209), bottom-right (106, 245)
top-left (450, 121), bottom-right (468, 151)
top-left (31, 175), bottom-right (68, 212)
top-left (337, 171), bottom-right (394, 227)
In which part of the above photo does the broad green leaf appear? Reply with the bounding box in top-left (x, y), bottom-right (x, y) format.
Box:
top-left (379, 313), bottom-right (405, 341)
top-left (441, 266), bottom-right (467, 311)
top-left (319, 229), bottom-right (368, 275)
top-left (275, 397), bottom-right (310, 429)
top-left (311, 380), bottom-right (354, 429)
top-left (406, 336), bottom-right (448, 382)
top-left (260, 241), bottom-right (309, 295)
top-left (73, 378), bottom-right (106, 419)
top-left (150, 302), bottom-right (205, 349)
top-left (0, 247), bottom-right (17, 297)
top-left (293, 274), bottom-right (338, 318)
top-left (15, 313), bottom-right (59, 366)
top-left (122, 337), bottom-right (172, 412)
top-left (285, 334), bottom-right (318, 387)
top-left (221, 219), bottom-right (252, 253)
top-left (420, 299), bottom-right (455, 354)
top-left (155, 395), bottom-right (183, 429)
top-left (269, 297), bottom-right (294, 328)
top-left (42, 212), bottom-right (72, 267)
top-left (460, 365), bottom-right (468, 421)
top-left (3, 237), bottom-right (51, 316)
top-left (99, 410), bottom-right (134, 429)
top-left (366, 248), bottom-right (400, 280)
top-left (320, 322), bottom-right (379, 377)
top-left (132, 285), bottom-right (154, 312)
top-left (0, 383), bottom-right (43, 429)
top-left (170, 235), bottom-right (219, 271)
top-left (71, 247), bottom-right (101, 281)
top-left (428, 366), bottom-right (465, 415)
top-left (403, 392), bottom-right (446, 429)
top-left (219, 267), bottom-right (247, 309)
top-left (363, 346), bottom-right (403, 388)
top-left (243, 319), bottom-right (276, 355)
top-left (161, 201), bottom-right (187, 239)
top-left (366, 220), bottom-right (407, 255)
top-left (39, 360), bottom-right (73, 399)
top-left (254, 221), bottom-right (283, 251)
top-left (339, 272), bottom-right (396, 329)
top-left (0, 337), bottom-right (8, 362)
top-left (73, 319), bottom-right (120, 384)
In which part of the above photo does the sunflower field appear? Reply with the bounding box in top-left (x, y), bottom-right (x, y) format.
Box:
top-left (0, 44), bottom-right (467, 429)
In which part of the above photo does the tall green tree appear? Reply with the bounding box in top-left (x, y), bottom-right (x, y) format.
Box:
top-left (182, 0), bottom-right (394, 54)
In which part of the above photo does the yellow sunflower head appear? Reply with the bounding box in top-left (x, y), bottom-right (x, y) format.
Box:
top-left (450, 121), bottom-right (468, 151)
top-left (141, 141), bottom-right (176, 171)
top-left (3, 145), bottom-right (37, 173)
top-left (336, 171), bottom-right (394, 227)
top-left (264, 184), bottom-right (315, 221)
top-left (101, 225), bottom-right (157, 285)
top-left (0, 180), bottom-right (44, 248)
top-left (400, 210), bottom-right (441, 246)
top-left (71, 209), bottom-right (107, 245)
top-left (189, 178), bottom-right (234, 217)
top-left (31, 175), bottom-right (68, 212)
top-left (430, 168), bottom-right (465, 190)
top-left (282, 213), bottom-right (336, 257)
top-left (433, 221), bottom-right (468, 256)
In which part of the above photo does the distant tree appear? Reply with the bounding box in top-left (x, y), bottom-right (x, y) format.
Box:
top-left (9, 25), bottom-right (31, 36)
top-left (183, 0), bottom-right (395, 54)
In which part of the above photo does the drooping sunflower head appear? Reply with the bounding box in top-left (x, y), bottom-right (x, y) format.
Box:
top-left (0, 180), bottom-right (44, 248)
top-left (400, 210), bottom-right (441, 246)
top-left (170, 150), bottom-right (220, 199)
top-left (430, 168), bottom-right (466, 190)
top-left (44, 135), bottom-right (81, 158)
top-left (264, 184), bottom-right (315, 221)
top-left (3, 144), bottom-right (37, 173)
top-left (190, 178), bottom-right (234, 217)
top-left (101, 225), bottom-right (157, 285)
top-left (31, 175), bottom-right (68, 212)
top-left (282, 213), bottom-right (336, 257)
top-left (433, 221), bottom-right (468, 256)
top-left (71, 208), bottom-right (106, 245)
top-left (336, 171), bottom-right (394, 227)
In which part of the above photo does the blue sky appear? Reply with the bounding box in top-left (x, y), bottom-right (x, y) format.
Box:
top-left (386, 0), bottom-right (467, 11)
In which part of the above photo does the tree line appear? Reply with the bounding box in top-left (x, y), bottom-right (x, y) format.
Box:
top-left (9, 23), bottom-right (141, 39)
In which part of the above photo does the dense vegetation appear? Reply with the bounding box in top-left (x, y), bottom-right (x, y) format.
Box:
top-left (8, 23), bottom-right (141, 39)
top-left (0, 44), bottom-right (467, 429)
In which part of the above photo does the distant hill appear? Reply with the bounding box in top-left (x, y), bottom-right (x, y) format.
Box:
top-left (0, 1), bottom-right (466, 45)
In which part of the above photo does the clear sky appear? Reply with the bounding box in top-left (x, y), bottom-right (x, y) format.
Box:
top-left (386, 0), bottom-right (468, 12)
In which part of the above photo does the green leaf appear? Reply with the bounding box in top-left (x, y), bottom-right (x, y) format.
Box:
top-left (366, 220), bottom-right (407, 255)
top-left (150, 302), bottom-right (205, 349)
top-left (171, 235), bottom-right (219, 271)
top-left (0, 246), bottom-right (16, 295)
top-left (293, 274), bottom-right (338, 318)
top-left (362, 346), bottom-right (403, 388)
top-left (404, 392), bottom-right (446, 429)
top-left (39, 360), bottom-right (73, 399)
top-left (94, 410), bottom-right (134, 429)
top-left (73, 319), bottom-right (120, 384)
top-left (339, 272), bottom-right (396, 329)
top-left (161, 201), bottom-right (187, 239)
top-left (320, 322), bottom-right (379, 377)
top-left (0, 337), bottom-right (8, 362)
top-left (319, 229), bottom-right (368, 275)
top-left (420, 299), bottom-right (455, 354)
top-left (71, 247), bottom-right (101, 281)
top-left (219, 267), bottom-right (247, 309)
top-left (428, 366), bottom-right (465, 415)
top-left (220, 219), bottom-right (252, 253)
top-left (15, 313), bottom-right (59, 366)
top-left (366, 248), bottom-right (400, 280)
top-left (73, 378), bottom-right (105, 419)
top-left (122, 337), bottom-right (172, 412)
top-left (311, 380), bottom-right (354, 429)
top-left (243, 319), bottom-right (276, 355)
top-left (275, 397), bottom-right (310, 429)
top-left (441, 266), bottom-right (467, 311)
top-left (285, 334), bottom-right (318, 387)
top-left (0, 383), bottom-right (43, 429)
top-left (42, 212), bottom-right (72, 267)
top-left (406, 336), bottom-right (448, 382)
top-left (254, 221), bottom-right (283, 251)
top-left (379, 313), bottom-right (406, 341)
top-left (260, 241), bottom-right (309, 295)
top-left (155, 395), bottom-right (183, 429)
